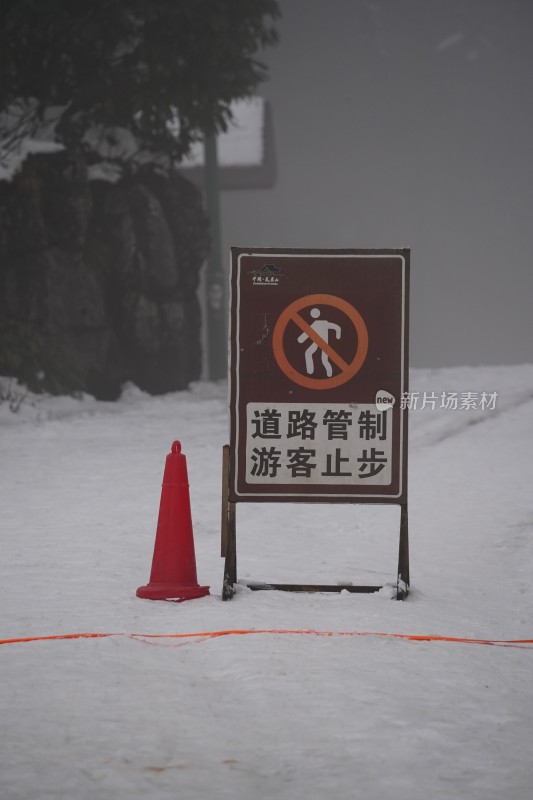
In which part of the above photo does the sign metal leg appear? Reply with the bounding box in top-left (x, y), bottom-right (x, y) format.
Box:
top-left (221, 445), bottom-right (237, 599)
top-left (396, 502), bottom-right (410, 600)
top-left (221, 445), bottom-right (229, 557)
top-left (222, 501), bottom-right (237, 600)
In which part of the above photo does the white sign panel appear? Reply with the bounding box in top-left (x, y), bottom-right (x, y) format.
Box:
top-left (245, 403), bottom-right (392, 486)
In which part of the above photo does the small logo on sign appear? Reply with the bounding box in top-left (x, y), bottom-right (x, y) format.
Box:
top-left (251, 263), bottom-right (283, 286)
top-left (375, 390), bottom-right (396, 411)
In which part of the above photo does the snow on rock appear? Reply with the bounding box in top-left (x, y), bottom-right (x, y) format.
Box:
top-left (0, 103), bottom-right (65, 182)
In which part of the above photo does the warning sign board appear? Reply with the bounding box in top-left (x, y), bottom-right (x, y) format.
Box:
top-left (229, 248), bottom-right (409, 503)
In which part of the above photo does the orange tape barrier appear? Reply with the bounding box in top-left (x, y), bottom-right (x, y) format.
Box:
top-left (1, 629), bottom-right (533, 649)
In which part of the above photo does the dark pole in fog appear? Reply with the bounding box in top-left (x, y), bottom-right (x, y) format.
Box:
top-left (204, 132), bottom-right (227, 381)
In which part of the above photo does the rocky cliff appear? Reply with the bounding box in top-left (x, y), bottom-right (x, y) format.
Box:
top-left (0, 151), bottom-right (210, 398)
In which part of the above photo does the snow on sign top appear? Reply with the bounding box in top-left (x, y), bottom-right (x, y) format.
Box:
top-left (229, 247), bottom-right (410, 504)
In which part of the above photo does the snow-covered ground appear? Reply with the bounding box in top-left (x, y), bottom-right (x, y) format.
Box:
top-left (1, 364), bottom-right (533, 800)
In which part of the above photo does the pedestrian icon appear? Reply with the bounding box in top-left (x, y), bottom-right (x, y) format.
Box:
top-left (297, 307), bottom-right (341, 377)
top-left (272, 293), bottom-right (369, 390)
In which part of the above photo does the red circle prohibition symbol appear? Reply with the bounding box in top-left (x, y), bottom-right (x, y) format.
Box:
top-left (272, 293), bottom-right (369, 390)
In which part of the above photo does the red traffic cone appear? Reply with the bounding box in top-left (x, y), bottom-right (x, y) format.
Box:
top-left (136, 441), bottom-right (210, 602)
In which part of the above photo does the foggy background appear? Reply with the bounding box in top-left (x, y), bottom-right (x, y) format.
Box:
top-left (219, 0), bottom-right (533, 368)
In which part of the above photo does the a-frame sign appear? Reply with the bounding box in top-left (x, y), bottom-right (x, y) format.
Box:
top-left (221, 247), bottom-right (410, 600)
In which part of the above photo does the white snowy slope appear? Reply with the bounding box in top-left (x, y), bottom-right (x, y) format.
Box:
top-left (1, 364), bottom-right (533, 800)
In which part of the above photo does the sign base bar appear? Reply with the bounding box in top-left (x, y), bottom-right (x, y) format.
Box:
top-left (240, 580), bottom-right (382, 594)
